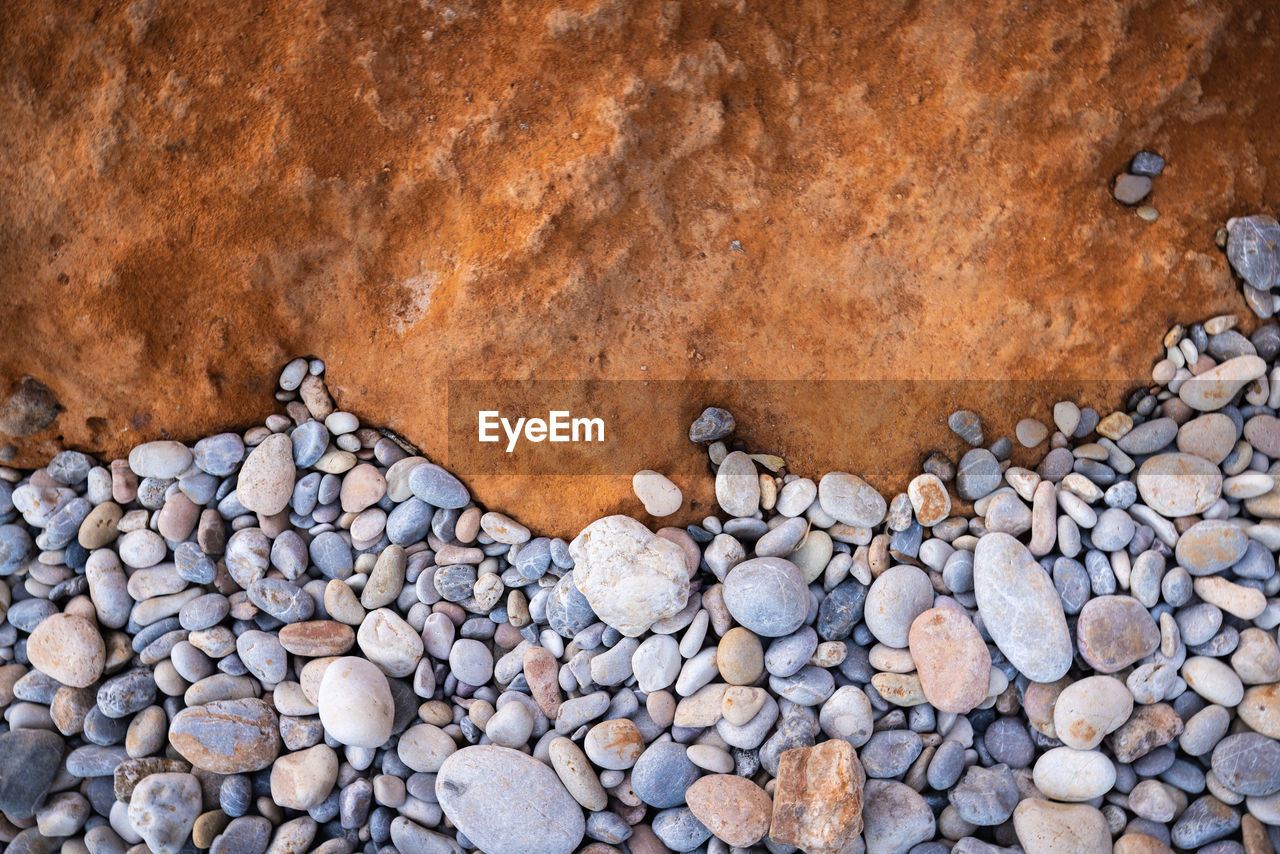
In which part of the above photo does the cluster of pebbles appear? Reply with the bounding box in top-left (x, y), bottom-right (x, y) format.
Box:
top-left (2, 319), bottom-right (1280, 854)
top-left (1111, 150), bottom-right (1165, 222)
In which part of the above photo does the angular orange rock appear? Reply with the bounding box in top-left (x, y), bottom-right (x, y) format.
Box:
top-left (770, 740), bottom-right (866, 854)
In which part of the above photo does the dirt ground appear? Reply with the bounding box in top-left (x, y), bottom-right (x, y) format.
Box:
top-left (2, 0), bottom-right (1278, 536)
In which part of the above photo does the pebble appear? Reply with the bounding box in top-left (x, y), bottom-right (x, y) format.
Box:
top-left (169, 698), bottom-right (281, 772)
top-left (27, 612), bottom-right (105, 687)
top-left (398, 724), bottom-right (458, 773)
top-left (865, 564), bottom-right (932, 648)
top-left (1131, 151), bottom-right (1165, 176)
top-left (716, 627), bottom-right (763, 685)
top-left (862, 780), bottom-right (936, 854)
top-left (909, 607), bottom-right (991, 713)
top-left (1077, 595), bottom-right (1160, 673)
top-left (689, 406), bottom-right (735, 442)
top-left (583, 718), bottom-right (643, 769)
top-left (569, 516), bottom-right (690, 636)
top-left (270, 744), bottom-right (339, 810)
top-left (722, 557), bottom-right (809, 637)
top-left (1053, 675), bottom-right (1133, 750)
top-left (1136, 452), bottom-right (1223, 516)
top-left (317, 656), bottom-right (394, 748)
top-left (715, 451), bottom-right (760, 517)
top-left (949, 764), bottom-right (1020, 825)
top-left (408, 463), bottom-right (470, 509)
top-left (0, 729), bottom-right (65, 818)
top-left (1016, 418), bottom-right (1050, 447)
top-left (908, 473), bottom-right (951, 527)
top-left (956, 448), bottom-right (1002, 500)
top-left (1114, 173), bottom-right (1153, 204)
top-left (684, 774), bottom-right (773, 848)
top-left (1013, 799), bottom-right (1112, 853)
top-left (632, 470), bottom-right (683, 516)
top-left (1033, 746), bottom-right (1117, 801)
top-left (436, 746), bottom-right (585, 854)
top-left (127, 773), bottom-right (202, 854)
top-left (973, 533), bottom-right (1072, 681)
top-left (1176, 519), bottom-right (1248, 575)
top-left (235, 433), bottom-right (294, 515)
top-left (818, 471), bottom-right (886, 527)
top-left (949, 410), bottom-right (984, 446)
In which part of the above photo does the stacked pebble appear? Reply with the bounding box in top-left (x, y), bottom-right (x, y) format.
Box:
top-left (0, 321), bottom-right (1279, 854)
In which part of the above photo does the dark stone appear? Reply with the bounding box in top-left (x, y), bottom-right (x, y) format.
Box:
top-left (688, 407), bottom-right (735, 443)
top-left (0, 729), bottom-right (65, 818)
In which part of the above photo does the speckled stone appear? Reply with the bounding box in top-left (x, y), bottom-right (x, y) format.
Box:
top-left (1076, 595), bottom-right (1159, 673)
top-left (722, 557), bottom-right (809, 637)
top-left (685, 774), bottom-right (773, 848)
top-left (569, 516), bottom-right (691, 637)
top-left (169, 699), bottom-right (281, 773)
top-left (909, 607), bottom-right (991, 714)
top-left (127, 772), bottom-right (202, 854)
top-left (436, 746), bottom-right (585, 854)
top-left (973, 533), bottom-right (1071, 682)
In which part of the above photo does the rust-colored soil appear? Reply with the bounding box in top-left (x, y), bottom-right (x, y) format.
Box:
top-left (2, 0), bottom-right (1278, 536)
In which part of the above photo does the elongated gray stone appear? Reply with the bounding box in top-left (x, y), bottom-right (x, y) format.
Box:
top-left (436, 746), bottom-right (584, 854)
top-left (973, 532), bottom-right (1071, 682)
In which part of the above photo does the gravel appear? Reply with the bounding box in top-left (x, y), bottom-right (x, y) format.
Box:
top-left (0, 324), bottom-right (1279, 854)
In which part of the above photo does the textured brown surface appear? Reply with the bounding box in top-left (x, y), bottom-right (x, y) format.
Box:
top-left (2, 0), bottom-right (1278, 536)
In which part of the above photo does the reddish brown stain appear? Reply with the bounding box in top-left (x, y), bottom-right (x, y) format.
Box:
top-left (2, 0), bottom-right (1279, 536)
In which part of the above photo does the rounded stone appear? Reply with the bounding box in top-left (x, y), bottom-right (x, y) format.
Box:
top-left (862, 780), bottom-right (936, 854)
top-left (128, 441), bottom-right (194, 479)
top-left (408, 463), bottom-right (470, 509)
top-left (1177, 518), bottom-right (1248, 576)
top-left (1239, 684), bottom-right (1280, 738)
top-left (169, 699), bottom-right (281, 773)
top-left (1013, 800), bottom-right (1112, 854)
top-left (568, 516), bottom-right (691, 637)
top-left (717, 627), bottom-right (764, 685)
top-left (1076, 595), bottom-right (1159, 674)
top-left (818, 471), bottom-right (887, 527)
top-left (436, 746), bottom-right (585, 854)
top-left (1135, 453), bottom-right (1223, 517)
top-left (27, 613), bottom-right (105, 688)
top-left (270, 744), bottom-right (339, 810)
top-left (907, 473), bottom-right (951, 527)
top-left (127, 773), bottom-right (201, 854)
top-left (1182, 655), bottom-right (1244, 707)
top-left (317, 657), bottom-right (395, 749)
top-left (1053, 676), bottom-right (1133, 750)
top-left (631, 741), bottom-right (701, 808)
top-left (1211, 732), bottom-right (1280, 797)
top-left (448, 639), bottom-right (494, 686)
top-left (684, 774), bottom-right (772, 848)
top-left (583, 719), bottom-right (643, 770)
top-left (908, 607), bottom-right (991, 714)
top-left (1033, 747), bottom-right (1117, 802)
top-left (633, 470), bottom-right (683, 517)
top-left (716, 451), bottom-right (761, 517)
top-left (864, 565), bottom-right (933, 649)
top-left (236, 433), bottom-right (295, 516)
top-left (973, 533), bottom-right (1072, 682)
top-left (398, 724), bottom-right (458, 773)
top-left (722, 557), bottom-right (809, 637)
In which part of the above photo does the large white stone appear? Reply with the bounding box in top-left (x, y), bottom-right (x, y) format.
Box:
top-left (569, 515), bottom-right (691, 637)
top-left (318, 656), bottom-right (395, 748)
